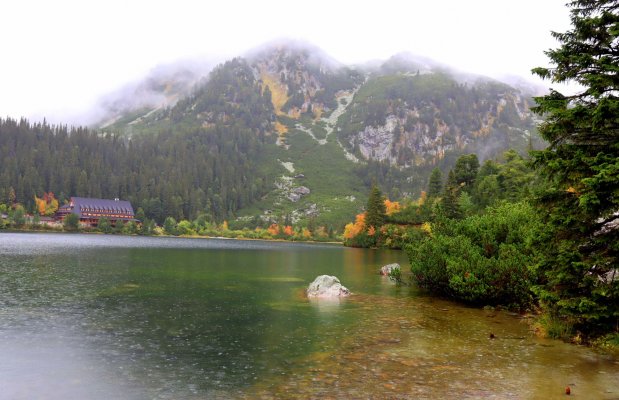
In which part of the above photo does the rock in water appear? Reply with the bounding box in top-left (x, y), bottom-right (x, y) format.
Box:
top-left (380, 263), bottom-right (401, 276)
top-left (307, 275), bottom-right (350, 298)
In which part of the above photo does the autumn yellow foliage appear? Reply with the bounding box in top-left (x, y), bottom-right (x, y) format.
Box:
top-left (260, 71), bottom-right (288, 116)
top-left (274, 120), bottom-right (288, 135)
top-left (384, 199), bottom-right (401, 216)
top-left (417, 191), bottom-right (427, 206)
top-left (343, 213), bottom-right (366, 239)
top-left (35, 196), bottom-right (46, 215)
top-left (34, 192), bottom-right (59, 216)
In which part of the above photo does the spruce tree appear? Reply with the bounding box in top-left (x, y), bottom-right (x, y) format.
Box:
top-left (365, 184), bottom-right (386, 230)
top-left (531, 0), bottom-right (619, 336)
top-left (441, 170), bottom-right (462, 219)
top-left (453, 154), bottom-right (480, 193)
top-left (427, 167), bottom-right (443, 198)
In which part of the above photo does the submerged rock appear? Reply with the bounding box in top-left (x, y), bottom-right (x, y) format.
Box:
top-left (307, 275), bottom-right (350, 298)
top-left (380, 263), bottom-right (401, 276)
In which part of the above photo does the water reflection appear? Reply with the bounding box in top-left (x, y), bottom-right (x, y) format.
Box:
top-left (308, 297), bottom-right (346, 314)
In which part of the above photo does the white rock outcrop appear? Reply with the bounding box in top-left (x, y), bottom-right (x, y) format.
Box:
top-left (307, 275), bottom-right (350, 298)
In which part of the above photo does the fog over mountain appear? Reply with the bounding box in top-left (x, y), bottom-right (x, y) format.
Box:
top-left (87, 41), bottom-right (548, 128)
top-left (80, 58), bottom-right (217, 127)
top-left (1, 0), bottom-right (577, 125)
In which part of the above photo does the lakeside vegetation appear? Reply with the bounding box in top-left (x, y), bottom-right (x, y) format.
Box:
top-left (342, 0), bottom-right (619, 348)
top-left (0, 203), bottom-right (340, 243)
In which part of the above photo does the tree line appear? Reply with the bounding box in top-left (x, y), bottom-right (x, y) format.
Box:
top-left (0, 117), bottom-right (269, 223)
top-left (0, 59), bottom-right (279, 224)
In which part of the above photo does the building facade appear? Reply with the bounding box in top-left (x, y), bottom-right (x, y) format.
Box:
top-left (56, 197), bottom-right (136, 226)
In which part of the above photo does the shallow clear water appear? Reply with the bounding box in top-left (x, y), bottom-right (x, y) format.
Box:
top-left (0, 232), bottom-right (617, 399)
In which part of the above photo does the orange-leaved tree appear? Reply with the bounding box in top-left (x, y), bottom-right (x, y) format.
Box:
top-left (343, 213), bottom-right (365, 239)
top-left (267, 223), bottom-right (280, 236)
top-left (384, 199), bottom-right (401, 216)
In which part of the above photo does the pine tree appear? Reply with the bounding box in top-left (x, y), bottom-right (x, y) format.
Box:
top-left (427, 167), bottom-right (443, 198)
top-left (365, 184), bottom-right (386, 230)
top-left (441, 170), bottom-right (462, 219)
top-left (453, 154), bottom-right (479, 193)
top-left (531, 0), bottom-right (619, 336)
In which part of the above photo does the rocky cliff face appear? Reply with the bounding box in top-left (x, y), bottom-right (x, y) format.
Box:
top-left (248, 44), bottom-right (363, 121)
top-left (337, 70), bottom-right (537, 168)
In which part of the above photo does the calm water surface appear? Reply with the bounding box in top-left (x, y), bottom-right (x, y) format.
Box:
top-left (0, 232), bottom-right (617, 399)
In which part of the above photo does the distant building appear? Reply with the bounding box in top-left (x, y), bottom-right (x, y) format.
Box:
top-left (56, 197), bottom-right (136, 226)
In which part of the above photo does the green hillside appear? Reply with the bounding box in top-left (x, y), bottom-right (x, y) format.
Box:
top-left (0, 44), bottom-right (546, 230)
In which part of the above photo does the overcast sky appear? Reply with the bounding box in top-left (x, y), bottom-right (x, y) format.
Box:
top-left (1, 0), bottom-right (575, 124)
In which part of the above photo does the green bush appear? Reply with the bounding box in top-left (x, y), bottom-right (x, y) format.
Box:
top-left (344, 231), bottom-right (376, 248)
top-left (176, 220), bottom-right (196, 236)
top-left (114, 220), bottom-right (125, 234)
top-left (122, 221), bottom-right (139, 235)
top-left (406, 202), bottom-right (540, 307)
top-left (139, 219), bottom-right (156, 235)
top-left (63, 213), bottom-right (79, 231)
top-left (97, 218), bottom-right (112, 234)
top-left (163, 217), bottom-right (178, 235)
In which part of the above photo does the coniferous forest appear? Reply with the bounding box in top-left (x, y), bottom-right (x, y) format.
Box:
top-left (0, 117), bottom-right (270, 223)
top-left (0, 59), bottom-right (277, 223)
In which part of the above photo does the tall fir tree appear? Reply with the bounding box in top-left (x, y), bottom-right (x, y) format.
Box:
top-left (441, 169), bottom-right (462, 219)
top-left (531, 0), bottom-right (619, 336)
top-left (453, 154), bottom-right (480, 193)
top-left (365, 184), bottom-right (386, 230)
top-left (427, 167), bottom-right (443, 198)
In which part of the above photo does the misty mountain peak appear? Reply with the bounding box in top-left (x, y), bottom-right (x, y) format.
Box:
top-left (378, 52), bottom-right (439, 75)
top-left (246, 39), bottom-right (343, 73)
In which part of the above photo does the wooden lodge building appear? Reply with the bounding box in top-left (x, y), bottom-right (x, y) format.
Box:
top-left (56, 197), bottom-right (137, 226)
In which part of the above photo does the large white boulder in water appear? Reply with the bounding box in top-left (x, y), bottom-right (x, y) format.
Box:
top-left (307, 275), bottom-right (350, 298)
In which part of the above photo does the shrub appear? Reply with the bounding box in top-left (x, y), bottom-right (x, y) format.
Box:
top-left (63, 213), bottom-right (79, 231)
top-left (97, 218), bottom-right (112, 234)
top-left (163, 217), bottom-right (178, 235)
top-left (122, 221), bottom-right (139, 235)
top-left (406, 202), bottom-right (540, 307)
top-left (176, 220), bottom-right (196, 236)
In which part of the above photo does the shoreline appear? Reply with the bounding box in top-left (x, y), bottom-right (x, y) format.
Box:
top-left (0, 227), bottom-right (345, 246)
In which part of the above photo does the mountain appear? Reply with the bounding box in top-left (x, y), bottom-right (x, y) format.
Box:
top-left (91, 58), bottom-right (215, 130)
top-left (1, 42), bottom-right (545, 230)
top-left (336, 63), bottom-right (539, 168)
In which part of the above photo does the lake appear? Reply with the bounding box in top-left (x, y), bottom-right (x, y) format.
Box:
top-left (0, 232), bottom-right (617, 399)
